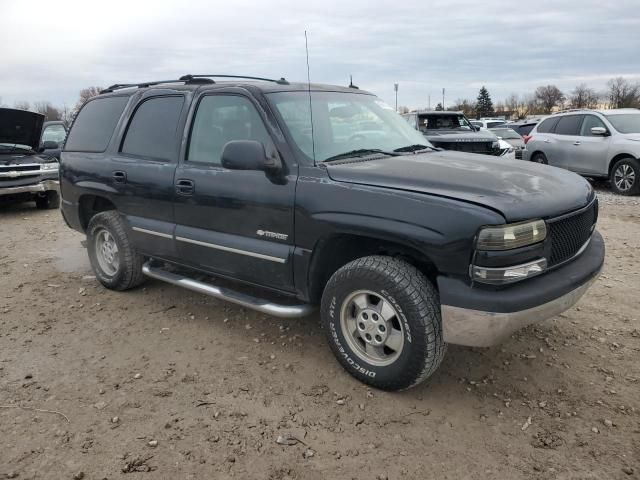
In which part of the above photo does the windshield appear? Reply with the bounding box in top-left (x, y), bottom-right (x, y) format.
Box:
top-left (417, 114), bottom-right (473, 132)
top-left (0, 143), bottom-right (32, 152)
top-left (605, 113), bottom-right (640, 134)
top-left (489, 128), bottom-right (521, 139)
top-left (42, 124), bottom-right (66, 143)
top-left (266, 91), bottom-right (432, 162)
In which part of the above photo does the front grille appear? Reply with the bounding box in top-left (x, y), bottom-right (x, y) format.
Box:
top-left (547, 199), bottom-right (598, 266)
top-left (0, 164), bottom-right (40, 173)
top-left (431, 141), bottom-right (497, 155)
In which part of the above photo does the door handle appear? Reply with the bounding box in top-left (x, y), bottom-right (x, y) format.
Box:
top-left (543, 139), bottom-right (551, 143)
top-left (176, 179), bottom-right (195, 196)
top-left (573, 141), bottom-right (581, 146)
top-left (113, 170), bottom-right (127, 183)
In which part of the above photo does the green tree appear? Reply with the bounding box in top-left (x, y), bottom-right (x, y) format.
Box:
top-left (475, 86), bottom-right (494, 118)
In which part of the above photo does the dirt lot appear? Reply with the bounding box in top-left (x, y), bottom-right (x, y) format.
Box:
top-left (1, 191), bottom-right (638, 480)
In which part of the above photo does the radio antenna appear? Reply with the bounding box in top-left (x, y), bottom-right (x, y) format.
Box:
top-left (304, 30), bottom-right (316, 164)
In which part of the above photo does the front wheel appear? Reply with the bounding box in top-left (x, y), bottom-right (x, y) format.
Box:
top-left (610, 158), bottom-right (640, 195)
top-left (320, 256), bottom-right (445, 391)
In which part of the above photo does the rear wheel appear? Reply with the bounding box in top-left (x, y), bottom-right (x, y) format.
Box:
top-left (35, 191), bottom-right (60, 209)
top-left (531, 152), bottom-right (548, 165)
top-left (87, 211), bottom-right (145, 291)
top-left (610, 158), bottom-right (640, 195)
top-left (320, 255), bottom-right (445, 391)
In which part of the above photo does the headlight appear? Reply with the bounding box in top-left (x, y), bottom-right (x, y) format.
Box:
top-left (491, 140), bottom-right (500, 149)
top-left (41, 163), bottom-right (59, 171)
top-left (471, 258), bottom-right (547, 284)
top-left (476, 220), bottom-right (546, 251)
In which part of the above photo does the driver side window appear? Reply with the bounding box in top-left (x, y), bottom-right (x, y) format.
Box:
top-left (188, 95), bottom-right (272, 165)
top-left (580, 115), bottom-right (607, 136)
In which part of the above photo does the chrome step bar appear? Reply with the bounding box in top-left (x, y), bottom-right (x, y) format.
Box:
top-left (142, 261), bottom-right (315, 319)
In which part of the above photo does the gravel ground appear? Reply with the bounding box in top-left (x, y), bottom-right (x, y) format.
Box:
top-left (0, 196), bottom-right (638, 480)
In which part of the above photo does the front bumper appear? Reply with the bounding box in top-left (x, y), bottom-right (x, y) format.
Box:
top-left (438, 230), bottom-right (605, 347)
top-left (0, 179), bottom-right (59, 196)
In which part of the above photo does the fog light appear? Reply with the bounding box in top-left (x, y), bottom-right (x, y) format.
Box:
top-left (472, 258), bottom-right (547, 285)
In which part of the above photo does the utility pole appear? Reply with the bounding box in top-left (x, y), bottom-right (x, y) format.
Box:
top-left (428, 95), bottom-right (431, 110)
top-left (442, 88), bottom-right (445, 110)
top-left (394, 83), bottom-right (399, 111)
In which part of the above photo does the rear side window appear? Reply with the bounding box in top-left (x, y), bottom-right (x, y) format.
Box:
top-left (554, 115), bottom-right (583, 135)
top-left (65, 96), bottom-right (129, 152)
top-left (121, 96), bottom-right (184, 161)
top-left (536, 117), bottom-right (560, 133)
top-left (518, 124), bottom-right (536, 136)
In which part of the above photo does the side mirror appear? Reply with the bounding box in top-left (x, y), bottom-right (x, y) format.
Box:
top-left (42, 140), bottom-right (59, 150)
top-left (591, 127), bottom-right (608, 136)
top-left (221, 140), bottom-right (281, 172)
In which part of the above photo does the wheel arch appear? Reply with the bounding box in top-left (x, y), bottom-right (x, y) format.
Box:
top-left (306, 232), bottom-right (439, 304)
top-left (78, 194), bottom-right (117, 231)
top-left (608, 153), bottom-right (638, 177)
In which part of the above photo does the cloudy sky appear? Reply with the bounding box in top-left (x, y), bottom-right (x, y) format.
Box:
top-left (1, 0), bottom-right (639, 110)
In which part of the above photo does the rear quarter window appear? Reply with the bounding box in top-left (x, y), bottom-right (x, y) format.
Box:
top-left (536, 117), bottom-right (560, 134)
top-left (65, 96), bottom-right (129, 152)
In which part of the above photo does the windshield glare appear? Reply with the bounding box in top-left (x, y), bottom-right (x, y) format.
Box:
top-left (605, 113), bottom-right (640, 134)
top-left (489, 128), bottom-right (521, 139)
top-left (267, 92), bottom-right (432, 162)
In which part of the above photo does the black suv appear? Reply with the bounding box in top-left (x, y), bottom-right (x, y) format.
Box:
top-left (60, 75), bottom-right (604, 391)
top-left (402, 110), bottom-right (502, 155)
top-left (1, 108), bottom-right (61, 209)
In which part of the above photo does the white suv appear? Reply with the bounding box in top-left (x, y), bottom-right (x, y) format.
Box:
top-left (523, 109), bottom-right (640, 195)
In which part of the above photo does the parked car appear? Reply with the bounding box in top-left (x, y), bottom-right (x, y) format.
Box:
top-left (503, 121), bottom-right (538, 139)
top-left (403, 111), bottom-right (503, 156)
top-left (60, 75), bottom-right (604, 391)
top-left (40, 120), bottom-right (67, 159)
top-left (523, 109), bottom-right (640, 195)
top-left (0, 108), bottom-right (60, 209)
top-left (490, 127), bottom-right (526, 159)
top-left (470, 118), bottom-right (507, 129)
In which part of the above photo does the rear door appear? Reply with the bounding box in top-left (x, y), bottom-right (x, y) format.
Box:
top-left (549, 115), bottom-right (584, 169)
top-left (173, 90), bottom-right (296, 291)
top-left (109, 91), bottom-right (187, 259)
top-left (570, 114), bottom-right (611, 176)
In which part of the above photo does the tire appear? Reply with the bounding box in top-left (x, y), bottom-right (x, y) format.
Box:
top-left (610, 157), bottom-right (640, 196)
top-left (531, 152), bottom-right (548, 165)
top-left (35, 191), bottom-right (60, 209)
top-left (86, 211), bottom-right (146, 291)
top-left (320, 255), bottom-right (445, 391)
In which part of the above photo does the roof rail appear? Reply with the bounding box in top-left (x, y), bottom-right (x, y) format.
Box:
top-left (551, 108), bottom-right (592, 115)
top-left (179, 74), bottom-right (289, 85)
top-left (99, 74), bottom-right (289, 94)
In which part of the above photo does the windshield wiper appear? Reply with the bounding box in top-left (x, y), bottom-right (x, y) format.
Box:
top-left (393, 144), bottom-right (437, 153)
top-left (323, 149), bottom-right (400, 163)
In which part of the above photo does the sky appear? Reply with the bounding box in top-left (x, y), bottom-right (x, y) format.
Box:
top-left (1, 0), bottom-right (639, 110)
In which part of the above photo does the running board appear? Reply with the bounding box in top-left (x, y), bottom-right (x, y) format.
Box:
top-left (142, 261), bottom-right (315, 319)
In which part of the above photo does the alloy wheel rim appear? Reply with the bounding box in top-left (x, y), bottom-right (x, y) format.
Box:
top-left (614, 164), bottom-right (635, 192)
top-left (95, 228), bottom-right (120, 276)
top-left (340, 290), bottom-right (404, 367)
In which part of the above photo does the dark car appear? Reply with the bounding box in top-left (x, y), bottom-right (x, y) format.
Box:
top-left (403, 110), bottom-right (502, 156)
top-left (40, 120), bottom-right (67, 159)
top-left (60, 75), bottom-right (604, 391)
top-left (503, 121), bottom-right (538, 138)
top-left (0, 108), bottom-right (60, 209)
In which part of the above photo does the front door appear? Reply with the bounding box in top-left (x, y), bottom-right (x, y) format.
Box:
top-left (569, 114), bottom-right (611, 176)
top-left (173, 93), bottom-right (296, 292)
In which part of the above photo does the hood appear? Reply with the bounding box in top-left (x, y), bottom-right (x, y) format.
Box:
top-left (0, 108), bottom-right (45, 150)
top-left (0, 152), bottom-right (48, 166)
top-left (424, 130), bottom-right (497, 143)
top-left (325, 151), bottom-right (594, 222)
top-left (620, 133), bottom-right (640, 142)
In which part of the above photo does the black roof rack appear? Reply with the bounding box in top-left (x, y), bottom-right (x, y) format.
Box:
top-left (179, 74), bottom-right (289, 85)
top-left (99, 74), bottom-right (289, 94)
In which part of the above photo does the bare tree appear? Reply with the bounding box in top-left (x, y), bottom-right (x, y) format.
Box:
top-left (397, 105), bottom-right (410, 114)
top-left (534, 85), bottom-right (566, 114)
top-left (13, 101), bottom-right (31, 111)
top-left (33, 101), bottom-right (62, 121)
top-left (569, 84), bottom-right (599, 109)
top-left (448, 98), bottom-right (476, 118)
top-left (606, 77), bottom-right (640, 108)
top-left (72, 86), bottom-right (103, 115)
